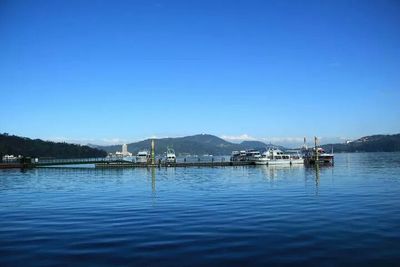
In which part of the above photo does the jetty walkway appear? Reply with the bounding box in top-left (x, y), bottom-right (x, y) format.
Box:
top-left (95, 161), bottom-right (253, 168)
top-left (0, 157), bottom-right (253, 169)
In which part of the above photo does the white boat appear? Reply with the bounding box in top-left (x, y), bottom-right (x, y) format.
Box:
top-left (245, 149), bottom-right (262, 161)
top-left (254, 154), bottom-right (270, 165)
top-left (255, 148), bottom-right (304, 165)
top-left (166, 148), bottom-right (176, 163)
top-left (136, 150), bottom-right (150, 163)
top-left (231, 150), bottom-right (249, 162)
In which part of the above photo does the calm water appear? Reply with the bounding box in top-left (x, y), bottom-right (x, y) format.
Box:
top-left (1, 153), bottom-right (400, 266)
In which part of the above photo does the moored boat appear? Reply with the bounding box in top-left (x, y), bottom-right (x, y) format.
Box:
top-left (245, 149), bottom-right (262, 161)
top-left (230, 150), bottom-right (249, 162)
top-left (136, 150), bottom-right (150, 163)
top-left (302, 137), bottom-right (334, 165)
top-left (255, 148), bottom-right (304, 165)
top-left (303, 147), bottom-right (334, 164)
top-left (166, 148), bottom-right (177, 163)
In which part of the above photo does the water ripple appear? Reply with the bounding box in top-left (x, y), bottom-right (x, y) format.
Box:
top-left (1, 153), bottom-right (400, 266)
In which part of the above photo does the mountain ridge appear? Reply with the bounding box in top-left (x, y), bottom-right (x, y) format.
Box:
top-left (95, 134), bottom-right (283, 156)
top-left (0, 133), bottom-right (107, 159)
top-left (321, 134), bottom-right (400, 152)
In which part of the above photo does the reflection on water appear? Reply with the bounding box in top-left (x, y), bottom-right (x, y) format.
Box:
top-left (315, 165), bottom-right (320, 194)
top-left (256, 164), bottom-right (335, 196)
top-left (1, 153), bottom-right (400, 266)
top-left (151, 167), bottom-right (156, 198)
top-left (258, 164), bottom-right (305, 179)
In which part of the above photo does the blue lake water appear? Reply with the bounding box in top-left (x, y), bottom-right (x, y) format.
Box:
top-left (1, 153), bottom-right (400, 266)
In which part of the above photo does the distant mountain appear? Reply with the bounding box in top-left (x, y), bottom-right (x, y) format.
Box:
top-left (240, 141), bottom-right (267, 149)
top-left (321, 134), bottom-right (400, 152)
top-left (0, 133), bottom-right (107, 159)
top-left (96, 134), bottom-right (284, 156)
top-left (240, 141), bottom-right (286, 151)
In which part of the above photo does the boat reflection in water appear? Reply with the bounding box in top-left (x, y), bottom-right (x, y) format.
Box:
top-left (258, 163), bottom-right (333, 193)
top-left (257, 164), bottom-right (305, 179)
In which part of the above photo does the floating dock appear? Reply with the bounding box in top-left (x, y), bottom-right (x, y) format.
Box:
top-left (1, 158), bottom-right (254, 169)
top-left (0, 163), bottom-right (24, 169)
top-left (95, 161), bottom-right (254, 168)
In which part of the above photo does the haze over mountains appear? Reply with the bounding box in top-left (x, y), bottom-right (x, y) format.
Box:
top-left (95, 133), bottom-right (400, 155)
top-left (94, 134), bottom-right (284, 156)
top-left (321, 134), bottom-right (400, 153)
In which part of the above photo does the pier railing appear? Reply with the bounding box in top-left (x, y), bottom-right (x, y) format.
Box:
top-left (32, 156), bottom-right (233, 167)
top-left (34, 157), bottom-right (123, 166)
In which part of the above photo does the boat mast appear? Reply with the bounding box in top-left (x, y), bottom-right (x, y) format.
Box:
top-left (151, 139), bottom-right (155, 165)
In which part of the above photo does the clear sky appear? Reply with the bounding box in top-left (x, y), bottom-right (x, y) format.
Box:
top-left (1, 0), bottom-right (399, 146)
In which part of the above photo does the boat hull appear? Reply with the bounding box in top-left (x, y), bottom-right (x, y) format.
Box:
top-left (304, 155), bottom-right (334, 165)
top-left (136, 158), bottom-right (148, 163)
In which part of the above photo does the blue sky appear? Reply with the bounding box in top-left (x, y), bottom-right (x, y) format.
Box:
top-left (1, 0), bottom-right (399, 146)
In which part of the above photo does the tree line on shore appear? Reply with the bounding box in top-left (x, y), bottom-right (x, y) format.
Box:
top-left (0, 133), bottom-right (107, 160)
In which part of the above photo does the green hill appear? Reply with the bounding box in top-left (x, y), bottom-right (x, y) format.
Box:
top-left (0, 133), bottom-right (107, 159)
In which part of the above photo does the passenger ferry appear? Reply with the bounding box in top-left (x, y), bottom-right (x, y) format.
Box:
top-left (231, 149), bottom-right (262, 162)
top-left (246, 149), bottom-right (262, 161)
top-left (230, 150), bottom-right (248, 161)
top-left (255, 148), bottom-right (304, 165)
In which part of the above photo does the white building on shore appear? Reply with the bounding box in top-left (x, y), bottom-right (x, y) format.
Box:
top-left (114, 144), bottom-right (132, 157)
